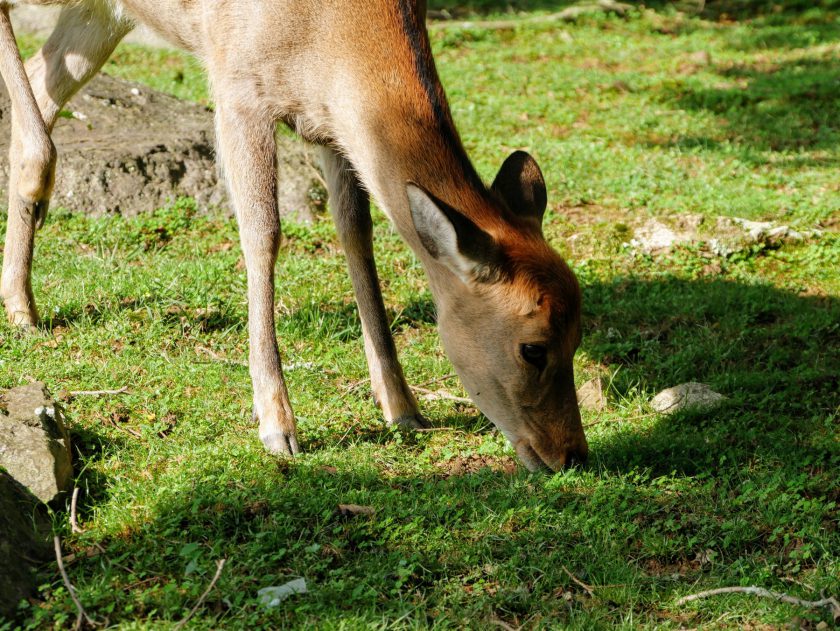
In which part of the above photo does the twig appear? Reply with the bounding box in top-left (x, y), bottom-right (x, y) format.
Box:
top-left (54, 536), bottom-right (96, 630)
top-left (562, 565), bottom-right (596, 598)
top-left (70, 487), bottom-right (83, 534)
top-left (69, 386), bottom-right (128, 397)
top-left (101, 417), bottom-right (143, 439)
top-left (417, 372), bottom-right (457, 388)
top-left (489, 618), bottom-right (520, 631)
top-left (173, 558), bottom-right (227, 630)
top-left (675, 586), bottom-right (840, 619)
top-left (410, 385), bottom-right (472, 405)
top-left (195, 345), bottom-right (247, 367)
top-left (415, 426), bottom-right (467, 434)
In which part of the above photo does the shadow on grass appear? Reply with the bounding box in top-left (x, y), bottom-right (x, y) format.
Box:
top-left (426, 0), bottom-right (840, 19)
top-left (41, 294), bottom-right (247, 334)
top-left (668, 58), bottom-right (840, 153)
top-left (18, 276), bottom-right (838, 626)
top-left (427, 0), bottom-right (578, 16)
top-left (654, 11), bottom-right (840, 156)
top-left (580, 276), bottom-right (838, 474)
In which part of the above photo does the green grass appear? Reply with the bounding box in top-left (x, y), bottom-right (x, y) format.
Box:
top-left (3, 5), bottom-right (839, 629)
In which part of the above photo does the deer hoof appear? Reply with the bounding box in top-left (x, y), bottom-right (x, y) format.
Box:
top-left (4, 297), bottom-right (38, 329)
top-left (261, 431), bottom-right (302, 456)
top-left (391, 412), bottom-right (432, 430)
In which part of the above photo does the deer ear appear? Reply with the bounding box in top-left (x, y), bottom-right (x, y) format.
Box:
top-left (407, 184), bottom-right (502, 284)
top-left (491, 150), bottom-right (547, 231)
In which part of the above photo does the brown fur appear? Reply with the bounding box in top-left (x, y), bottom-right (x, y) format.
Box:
top-left (0, 0), bottom-right (586, 470)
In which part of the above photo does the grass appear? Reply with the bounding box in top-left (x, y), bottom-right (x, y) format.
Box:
top-left (3, 4), bottom-right (839, 629)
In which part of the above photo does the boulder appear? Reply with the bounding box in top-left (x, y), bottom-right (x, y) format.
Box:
top-left (0, 73), bottom-right (324, 221)
top-left (0, 472), bottom-right (50, 620)
top-left (650, 382), bottom-right (726, 414)
top-left (0, 383), bottom-right (72, 504)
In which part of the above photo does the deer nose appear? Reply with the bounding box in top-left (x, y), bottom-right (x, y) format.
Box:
top-left (565, 445), bottom-right (588, 468)
top-left (543, 438), bottom-right (588, 472)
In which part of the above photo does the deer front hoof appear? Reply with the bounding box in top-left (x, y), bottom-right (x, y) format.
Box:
top-left (260, 431), bottom-right (302, 456)
top-left (4, 296), bottom-right (38, 329)
top-left (390, 412), bottom-right (431, 430)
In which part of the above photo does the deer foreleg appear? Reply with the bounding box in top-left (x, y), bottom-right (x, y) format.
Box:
top-left (319, 146), bottom-right (429, 429)
top-left (0, 4), bottom-right (53, 326)
top-left (216, 103), bottom-right (300, 455)
top-left (0, 3), bottom-right (129, 326)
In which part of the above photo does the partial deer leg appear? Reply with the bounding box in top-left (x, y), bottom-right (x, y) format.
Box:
top-left (319, 146), bottom-right (428, 429)
top-left (215, 102), bottom-right (300, 455)
top-left (0, 3), bottom-right (129, 325)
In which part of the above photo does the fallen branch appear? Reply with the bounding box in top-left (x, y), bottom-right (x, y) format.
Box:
top-left (174, 558), bottom-right (227, 630)
top-left (675, 586), bottom-right (840, 620)
top-left (69, 386), bottom-right (128, 397)
top-left (54, 536), bottom-right (96, 630)
top-left (70, 487), bottom-right (83, 534)
top-left (562, 565), bottom-right (596, 598)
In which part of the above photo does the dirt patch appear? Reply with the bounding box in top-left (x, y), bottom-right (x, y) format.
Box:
top-left (437, 454), bottom-right (518, 477)
top-left (0, 73), bottom-right (323, 219)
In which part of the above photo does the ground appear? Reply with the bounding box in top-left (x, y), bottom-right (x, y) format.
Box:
top-left (1, 3), bottom-right (838, 629)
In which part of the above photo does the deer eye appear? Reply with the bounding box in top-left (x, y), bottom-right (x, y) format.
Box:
top-left (520, 344), bottom-right (547, 371)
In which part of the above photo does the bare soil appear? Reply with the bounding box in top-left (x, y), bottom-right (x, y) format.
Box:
top-left (0, 73), bottom-right (322, 219)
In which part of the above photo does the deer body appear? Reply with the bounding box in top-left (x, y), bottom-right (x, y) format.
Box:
top-left (0, 0), bottom-right (587, 470)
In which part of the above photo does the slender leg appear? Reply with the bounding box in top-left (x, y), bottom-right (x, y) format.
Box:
top-left (319, 146), bottom-right (428, 429)
top-left (0, 3), bottom-right (130, 325)
top-left (215, 102), bottom-right (300, 455)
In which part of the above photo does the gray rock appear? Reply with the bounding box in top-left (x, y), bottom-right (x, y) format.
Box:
top-left (577, 377), bottom-right (608, 412)
top-left (0, 383), bottom-right (72, 504)
top-left (11, 4), bottom-right (170, 49)
top-left (650, 382), bottom-right (726, 414)
top-left (0, 73), bottom-right (324, 221)
top-left (0, 471), bottom-right (50, 620)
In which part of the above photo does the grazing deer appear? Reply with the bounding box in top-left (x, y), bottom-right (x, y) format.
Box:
top-left (0, 0), bottom-right (587, 471)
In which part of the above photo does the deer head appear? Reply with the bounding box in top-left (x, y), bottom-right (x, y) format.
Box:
top-left (408, 151), bottom-right (587, 472)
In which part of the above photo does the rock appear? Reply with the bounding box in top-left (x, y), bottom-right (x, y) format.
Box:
top-left (0, 383), bottom-right (72, 504)
top-left (336, 504), bottom-right (376, 518)
top-left (628, 214), bottom-right (820, 257)
top-left (10, 4), bottom-right (170, 48)
top-left (0, 471), bottom-right (51, 620)
top-left (650, 382), bottom-right (726, 414)
top-left (687, 50), bottom-right (711, 66)
top-left (576, 377), bottom-right (608, 412)
top-left (257, 578), bottom-right (308, 607)
top-left (0, 73), bottom-right (324, 221)
top-left (629, 218), bottom-right (700, 254)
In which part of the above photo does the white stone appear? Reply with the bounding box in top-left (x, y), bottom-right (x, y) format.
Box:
top-left (651, 382), bottom-right (726, 414)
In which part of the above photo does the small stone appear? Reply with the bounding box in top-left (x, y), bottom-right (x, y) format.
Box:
top-left (0, 383), bottom-right (72, 504)
top-left (337, 504), bottom-right (375, 518)
top-left (577, 377), bottom-right (607, 412)
top-left (257, 578), bottom-right (308, 607)
top-left (651, 382), bottom-right (726, 414)
top-left (631, 219), bottom-right (681, 254)
top-left (688, 50), bottom-right (711, 66)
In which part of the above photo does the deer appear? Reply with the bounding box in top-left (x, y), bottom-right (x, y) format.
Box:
top-left (0, 0), bottom-right (588, 471)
